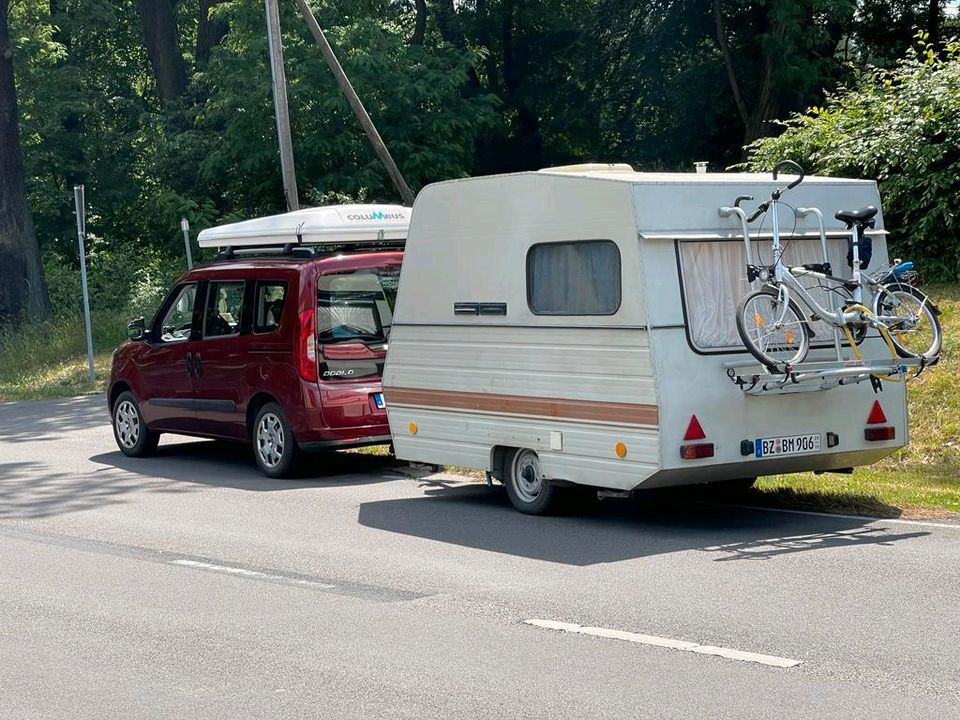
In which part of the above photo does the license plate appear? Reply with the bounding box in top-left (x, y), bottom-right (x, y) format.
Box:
top-left (373, 392), bottom-right (386, 409)
top-left (755, 433), bottom-right (821, 458)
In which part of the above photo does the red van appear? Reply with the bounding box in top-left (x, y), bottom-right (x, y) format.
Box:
top-left (108, 206), bottom-right (406, 477)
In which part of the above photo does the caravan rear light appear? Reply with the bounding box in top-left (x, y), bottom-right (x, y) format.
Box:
top-left (865, 427), bottom-right (896, 442)
top-left (680, 443), bottom-right (714, 460)
top-left (296, 308), bottom-right (318, 382)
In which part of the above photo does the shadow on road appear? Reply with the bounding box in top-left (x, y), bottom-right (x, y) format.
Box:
top-left (357, 482), bottom-right (929, 565)
top-left (0, 460), bottom-right (195, 520)
top-left (90, 440), bottom-right (400, 491)
top-left (0, 394), bottom-right (106, 443)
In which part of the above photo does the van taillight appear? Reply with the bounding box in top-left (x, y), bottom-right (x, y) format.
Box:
top-left (296, 308), bottom-right (318, 382)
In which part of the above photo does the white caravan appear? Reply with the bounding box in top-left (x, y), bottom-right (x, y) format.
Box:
top-left (383, 165), bottom-right (920, 513)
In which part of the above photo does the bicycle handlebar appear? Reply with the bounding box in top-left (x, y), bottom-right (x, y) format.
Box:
top-left (747, 201), bottom-right (769, 223)
top-left (772, 160), bottom-right (805, 190)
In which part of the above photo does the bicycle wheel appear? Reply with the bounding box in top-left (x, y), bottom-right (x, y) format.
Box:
top-left (873, 284), bottom-right (942, 359)
top-left (736, 287), bottom-right (811, 369)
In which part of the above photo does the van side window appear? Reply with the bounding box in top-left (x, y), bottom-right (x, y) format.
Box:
top-left (527, 240), bottom-right (621, 315)
top-left (254, 282), bottom-right (287, 334)
top-left (203, 281), bottom-right (245, 338)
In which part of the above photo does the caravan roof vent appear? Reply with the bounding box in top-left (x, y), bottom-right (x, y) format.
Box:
top-left (197, 204), bottom-right (410, 249)
top-left (538, 163), bottom-right (635, 175)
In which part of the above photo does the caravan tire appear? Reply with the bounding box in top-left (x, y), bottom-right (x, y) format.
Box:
top-left (504, 448), bottom-right (558, 515)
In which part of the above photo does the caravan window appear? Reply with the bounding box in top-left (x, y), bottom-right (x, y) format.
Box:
top-left (527, 240), bottom-right (621, 315)
top-left (678, 237), bottom-right (850, 351)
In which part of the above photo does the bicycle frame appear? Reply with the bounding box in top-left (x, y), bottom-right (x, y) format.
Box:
top-left (747, 169), bottom-right (917, 336)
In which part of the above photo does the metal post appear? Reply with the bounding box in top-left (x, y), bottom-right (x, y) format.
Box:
top-left (73, 185), bottom-right (95, 383)
top-left (265, 0), bottom-right (300, 211)
top-left (180, 217), bottom-right (194, 269)
top-left (293, 0), bottom-right (415, 206)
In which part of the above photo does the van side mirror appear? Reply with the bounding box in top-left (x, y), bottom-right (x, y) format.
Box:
top-left (127, 317), bottom-right (146, 341)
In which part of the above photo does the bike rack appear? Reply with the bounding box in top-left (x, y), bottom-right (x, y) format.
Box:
top-left (723, 357), bottom-right (928, 396)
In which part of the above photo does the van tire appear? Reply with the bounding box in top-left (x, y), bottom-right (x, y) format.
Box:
top-left (112, 391), bottom-right (160, 457)
top-left (252, 402), bottom-right (301, 478)
top-left (504, 448), bottom-right (558, 515)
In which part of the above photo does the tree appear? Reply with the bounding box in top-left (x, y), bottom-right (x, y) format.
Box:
top-left (136, 0), bottom-right (187, 101)
top-left (744, 41), bottom-right (960, 281)
top-left (0, 0), bottom-right (49, 323)
top-left (196, 0), bottom-right (228, 68)
top-left (713, 0), bottom-right (856, 147)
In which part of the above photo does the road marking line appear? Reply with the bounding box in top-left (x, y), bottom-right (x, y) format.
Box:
top-left (524, 619), bottom-right (802, 668)
top-left (170, 559), bottom-right (334, 589)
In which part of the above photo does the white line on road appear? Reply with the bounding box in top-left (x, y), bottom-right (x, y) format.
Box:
top-left (524, 619), bottom-right (802, 668)
top-left (170, 559), bottom-right (334, 589)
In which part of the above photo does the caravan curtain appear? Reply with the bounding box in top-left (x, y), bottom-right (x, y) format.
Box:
top-left (679, 238), bottom-right (849, 350)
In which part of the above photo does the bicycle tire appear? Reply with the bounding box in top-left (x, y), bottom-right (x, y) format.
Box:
top-left (736, 287), bottom-right (811, 370)
top-left (873, 284), bottom-right (942, 359)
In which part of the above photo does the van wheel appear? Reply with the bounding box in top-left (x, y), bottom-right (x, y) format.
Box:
top-left (112, 391), bottom-right (160, 457)
top-left (253, 403), bottom-right (301, 478)
top-left (504, 449), bottom-right (558, 515)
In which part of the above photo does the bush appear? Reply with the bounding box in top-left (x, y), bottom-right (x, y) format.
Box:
top-left (744, 40), bottom-right (960, 281)
top-left (42, 243), bottom-right (186, 322)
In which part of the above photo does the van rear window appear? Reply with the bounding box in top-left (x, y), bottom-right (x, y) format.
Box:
top-left (527, 240), bottom-right (621, 315)
top-left (317, 266), bottom-right (400, 343)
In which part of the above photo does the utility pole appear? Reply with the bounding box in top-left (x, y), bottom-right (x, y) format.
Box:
top-left (73, 185), bottom-right (95, 383)
top-left (293, 0), bottom-right (415, 205)
top-left (265, 0), bottom-right (299, 211)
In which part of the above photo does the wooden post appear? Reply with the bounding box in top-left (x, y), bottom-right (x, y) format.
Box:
top-left (292, 0), bottom-right (415, 206)
top-left (266, 0), bottom-right (300, 211)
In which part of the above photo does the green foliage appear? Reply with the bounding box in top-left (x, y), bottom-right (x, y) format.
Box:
top-left (745, 39), bottom-right (960, 280)
top-left (11, 0), bottom-right (495, 266)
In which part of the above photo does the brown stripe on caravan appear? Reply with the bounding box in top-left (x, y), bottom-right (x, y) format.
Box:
top-left (383, 388), bottom-right (659, 427)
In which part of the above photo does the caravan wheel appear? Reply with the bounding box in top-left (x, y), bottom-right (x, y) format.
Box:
top-left (505, 449), bottom-right (558, 515)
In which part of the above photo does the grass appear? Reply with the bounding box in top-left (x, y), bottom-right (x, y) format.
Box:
top-left (2, 286), bottom-right (958, 519)
top-left (0, 311), bottom-right (125, 401)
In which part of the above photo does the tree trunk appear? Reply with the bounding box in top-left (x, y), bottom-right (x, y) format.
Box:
top-left (712, 0), bottom-right (782, 149)
top-left (0, 0), bottom-right (50, 323)
top-left (927, 0), bottom-right (941, 51)
top-left (196, 0), bottom-right (228, 68)
top-left (136, 0), bottom-right (187, 102)
top-left (433, 0), bottom-right (460, 46)
top-left (409, 0), bottom-right (426, 45)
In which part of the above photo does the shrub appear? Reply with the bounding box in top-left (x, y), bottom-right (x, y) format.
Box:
top-left (744, 39), bottom-right (960, 281)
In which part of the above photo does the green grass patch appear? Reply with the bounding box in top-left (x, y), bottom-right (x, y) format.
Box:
top-left (0, 311), bottom-right (127, 401)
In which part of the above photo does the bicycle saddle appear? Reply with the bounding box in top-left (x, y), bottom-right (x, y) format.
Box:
top-left (834, 206), bottom-right (878, 227)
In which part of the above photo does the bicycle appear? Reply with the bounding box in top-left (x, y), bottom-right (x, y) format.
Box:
top-left (731, 161), bottom-right (942, 371)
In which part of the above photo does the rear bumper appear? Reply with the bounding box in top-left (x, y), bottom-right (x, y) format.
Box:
top-left (299, 434), bottom-right (392, 452)
top-left (637, 446), bottom-right (898, 490)
top-left (289, 378), bottom-right (390, 443)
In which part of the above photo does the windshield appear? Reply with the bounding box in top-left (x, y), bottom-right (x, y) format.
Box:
top-left (316, 266), bottom-right (400, 343)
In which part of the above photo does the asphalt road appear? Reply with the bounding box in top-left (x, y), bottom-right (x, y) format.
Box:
top-left (0, 395), bottom-right (958, 719)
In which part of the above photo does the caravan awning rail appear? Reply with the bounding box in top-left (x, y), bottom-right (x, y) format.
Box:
top-left (723, 357), bottom-right (929, 395)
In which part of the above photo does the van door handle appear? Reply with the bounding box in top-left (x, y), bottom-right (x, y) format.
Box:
top-left (193, 353), bottom-right (203, 378)
top-left (185, 352), bottom-right (193, 377)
